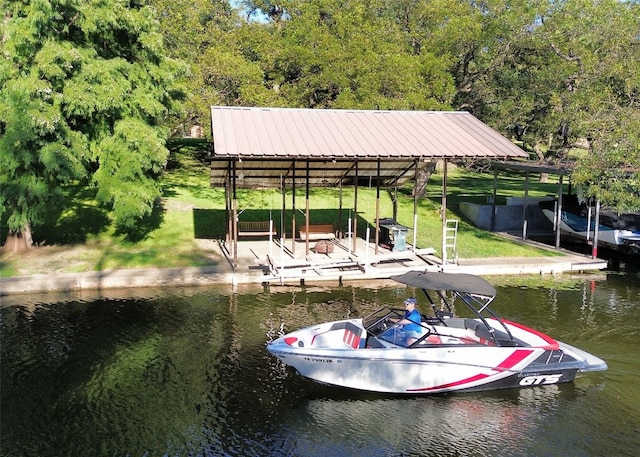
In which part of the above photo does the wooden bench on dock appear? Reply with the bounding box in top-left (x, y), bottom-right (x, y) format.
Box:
top-left (237, 221), bottom-right (277, 238)
top-left (299, 224), bottom-right (335, 241)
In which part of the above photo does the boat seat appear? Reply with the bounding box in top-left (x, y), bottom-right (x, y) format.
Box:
top-left (440, 318), bottom-right (466, 329)
top-left (464, 320), bottom-right (493, 341)
top-left (421, 319), bottom-right (518, 346)
top-left (342, 322), bottom-right (366, 349)
top-left (464, 319), bottom-right (517, 346)
top-left (366, 336), bottom-right (387, 348)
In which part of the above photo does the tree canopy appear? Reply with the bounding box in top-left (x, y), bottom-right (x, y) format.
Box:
top-left (2, 0), bottom-right (639, 251)
top-left (1, 0), bottom-right (185, 250)
top-left (181, 0), bottom-right (640, 209)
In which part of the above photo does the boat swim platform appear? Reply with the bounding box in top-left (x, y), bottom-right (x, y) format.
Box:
top-left (218, 235), bottom-right (609, 286)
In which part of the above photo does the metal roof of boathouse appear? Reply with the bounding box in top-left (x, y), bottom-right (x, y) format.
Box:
top-left (209, 106), bottom-right (528, 188)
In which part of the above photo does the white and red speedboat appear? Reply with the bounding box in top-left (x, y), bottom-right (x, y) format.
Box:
top-left (266, 271), bottom-right (607, 394)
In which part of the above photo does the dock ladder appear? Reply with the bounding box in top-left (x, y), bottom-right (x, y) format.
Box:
top-left (444, 219), bottom-right (459, 265)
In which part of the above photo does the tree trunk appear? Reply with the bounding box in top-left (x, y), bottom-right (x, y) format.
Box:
top-left (2, 223), bottom-right (34, 253)
top-left (413, 161), bottom-right (438, 197)
top-left (533, 144), bottom-right (549, 183)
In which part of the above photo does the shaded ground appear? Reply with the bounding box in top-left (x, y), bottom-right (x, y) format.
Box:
top-left (1, 239), bottom-right (222, 278)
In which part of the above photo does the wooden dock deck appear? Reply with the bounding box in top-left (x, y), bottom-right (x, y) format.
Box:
top-left (220, 235), bottom-right (609, 286)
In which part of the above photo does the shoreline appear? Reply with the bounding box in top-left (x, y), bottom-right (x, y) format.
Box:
top-left (0, 265), bottom-right (235, 297)
top-left (1, 253), bottom-right (609, 298)
top-left (0, 234), bottom-right (611, 298)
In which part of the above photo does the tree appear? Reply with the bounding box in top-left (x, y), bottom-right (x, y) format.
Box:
top-left (532, 0), bottom-right (640, 209)
top-left (156, 0), bottom-right (639, 208)
top-left (151, 0), bottom-right (277, 133)
top-left (232, 0), bottom-right (458, 196)
top-left (408, 0), bottom-right (562, 159)
top-left (427, 0), bottom-right (640, 209)
top-left (262, 0), bottom-right (455, 110)
top-left (1, 0), bottom-right (185, 251)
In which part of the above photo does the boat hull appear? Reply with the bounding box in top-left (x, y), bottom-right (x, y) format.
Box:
top-left (267, 323), bottom-right (604, 394)
top-left (267, 274), bottom-right (607, 395)
top-left (268, 346), bottom-right (583, 394)
top-left (540, 207), bottom-right (640, 254)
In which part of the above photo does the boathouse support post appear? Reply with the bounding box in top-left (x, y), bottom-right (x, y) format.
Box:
top-left (348, 213), bottom-right (352, 256)
top-left (522, 171), bottom-right (530, 240)
top-left (375, 159), bottom-right (381, 255)
top-left (225, 161), bottom-right (232, 246)
top-left (291, 164), bottom-right (296, 255)
top-left (392, 186), bottom-right (398, 223)
top-left (353, 161), bottom-right (359, 253)
top-left (305, 160), bottom-right (310, 256)
top-left (338, 178), bottom-right (344, 239)
top-left (441, 159), bottom-right (448, 266)
top-left (592, 199), bottom-right (600, 259)
top-left (365, 226), bottom-right (371, 270)
top-left (280, 174), bottom-right (286, 245)
top-left (413, 159), bottom-right (419, 252)
top-left (555, 176), bottom-right (564, 249)
top-left (232, 159), bottom-right (238, 270)
top-left (491, 168), bottom-right (498, 232)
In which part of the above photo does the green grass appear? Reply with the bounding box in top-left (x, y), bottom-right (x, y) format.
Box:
top-left (1, 156), bottom-right (565, 277)
top-left (418, 166), bottom-right (566, 258)
top-left (227, 166), bottom-right (563, 259)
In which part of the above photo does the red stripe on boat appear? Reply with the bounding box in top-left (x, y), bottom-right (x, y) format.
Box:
top-left (407, 349), bottom-right (533, 392)
top-left (502, 319), bottom-right (560, 350)
top-left (495, 349), bottom-right (533, 371)
top-left (343, 330), bottom-right (361, 349)
top-left (284, 337), bottom-right (298, 346)
top-left (407, 373), bottom-right (489, 392)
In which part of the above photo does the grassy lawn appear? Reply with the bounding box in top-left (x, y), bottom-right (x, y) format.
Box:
top-left (1, 155), bottom-right (565, 277)
top-left (303, 165), bottom-right (564, 259)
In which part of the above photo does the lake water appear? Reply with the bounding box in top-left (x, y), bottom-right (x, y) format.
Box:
top-left (1, 268), bottom-right (639, 457)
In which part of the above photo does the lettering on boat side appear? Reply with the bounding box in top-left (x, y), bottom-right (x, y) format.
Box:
top-left (304, 357), bottom-right (333, 363)
top-left (518, 373), bottom-right (563, 386)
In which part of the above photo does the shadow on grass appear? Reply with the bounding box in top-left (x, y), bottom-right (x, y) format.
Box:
top-left (33, 185), bottom-right (111, 245)
top-left (193, 209), bottom-right (227, 239)
top-left (30, 183), bottom-right (166, 245)
top-left (0, 260), bottom-right (11, 277)
top-left (166, 139), bottom-right (210, 169)
top-left (434, 172), bottom-right (561, 208)
top-left (193, 208), bottom-right (363, 239)
top-left (115, 200), bottom-right (165, 242)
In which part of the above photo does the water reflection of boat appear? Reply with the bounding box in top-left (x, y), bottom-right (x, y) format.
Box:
top-left (267, 271), bottom-right (607, 394)
top-left (287, 386), bottom-right (565, 455)
top-left (539, 195), bottom-right (640, 254)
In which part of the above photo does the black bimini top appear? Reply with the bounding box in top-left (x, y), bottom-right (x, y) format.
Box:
top-left (391, 271), bottom-right (496, 297)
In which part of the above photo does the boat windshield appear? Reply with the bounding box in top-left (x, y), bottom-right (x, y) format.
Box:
top-left (362, 307), bottom-right (399, 331)
top-left (362, 307), bottom-right (433, 347)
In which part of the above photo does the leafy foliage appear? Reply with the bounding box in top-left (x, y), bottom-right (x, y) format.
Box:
top-left (262, 0), bottom-right (455, 110)
top-left (2, 0), bottom-right (639, 252)
top-left (1, 0), bottom-right (185, 247)
top-left (151, 0), bottom-right (276, 133)
top-left (448, 0), bottom-right (640, 209)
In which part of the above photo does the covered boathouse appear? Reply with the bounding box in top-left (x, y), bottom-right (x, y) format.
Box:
top-left (208, 106), bottom-right (604, 284)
